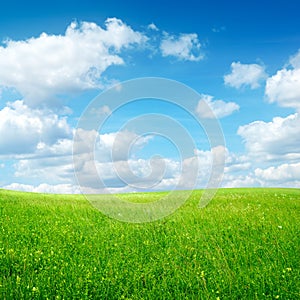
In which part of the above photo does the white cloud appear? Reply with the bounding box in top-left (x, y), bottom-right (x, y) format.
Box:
top-left (289, 49), bottom-right (300, 68)
top-left (90, 105), bottom-right (112, 116)
top-left (35, 138), bottom-right (73, 157)
top-left (224, 152), bottom-right (251, 174)
top-left (180, 155), bottom-right (208, 188)
top-left (0, 18), bottom-right (147, 107)
top-left (0, 100), bottom-right (72, 155)
top-left (265, 49), bottom-right (300, 111)
top-left (238, 113), bottom-right (300, 161)
top-left (0, 18), bottom-right (209, 110)
top-left (231, 50), bottom-right (300, 189)
top-left (74, 132), bottom-right (225, 192)
top-left (73, 155), bottom-right (176, 192)
top-left (3, 182), bottom-right (81, 194)
top-left (98, 130), bottom-right (152, 162)
top-left (160, 33), bottom-right (203, 61)
top-left (12, 138), bottom-right (293, 192)
top-left (255, 162), bottom-right (300, 184)
top-left (196, 94), bottom-right (239, 119)
top-left (73, 129), bottom-right (158, 189)
top-left (224, 61), bottom-right (267, 89)
top-left (98, 149), bottom-right (213, 191)
top-left (73, 129), bottom-right (152, 162)
top-left (148, 23), bottom-right (159, 31)
top-left (98, 158), bottom-right (180, 189)
top-left (13, 156), bottom-right (74, 182)
top-left (222, 174), bottom-right (259, 188)
top-left (212, 26), bottom-right (226, 33)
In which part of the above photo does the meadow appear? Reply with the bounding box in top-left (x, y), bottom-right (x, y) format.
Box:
top-left (0, 188), bottom-right (299, 299)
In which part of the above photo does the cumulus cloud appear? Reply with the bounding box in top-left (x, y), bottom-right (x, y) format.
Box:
top-left (231, 50), bottom-right (300, 189)
top-left (0, 100), bottom-right (72, 155)
top-left (0, 18), bottom-right (147, 107)
top-left (0, 17), bottom-right (206, 109)
top-left (181, 151), bottom-right (210, 188)
top-left (73, 129), bottom-right (152, 161)
top-left (1, 17), bottom-right (261, 193)
top-left (13, 156), bottom-right (74, 183)
top-left (95, 148), bottom-right (218, 191)
top-left (7, 139), bottom-right (282, 192)
top-left (160, 33), bottom-right (203, 61)
top-left (224, 152), bottom-right (251, 174)
top-left (74, 129), bottom-right (177, 190)
top-left (224, 61), bottom-right (267, 89)
top-left (98, 131), bottom-right (153, 162)
top-left (73, 129), bottom-right (161, 190)
top-left (194, 146), bottom-right (251, 188)
top-left (255, 162), bottom-right (300, 184)
top-left (265, 49), bottom-right (300, 110)
top-left (238, 113), bottom-right (300, 161)
top-left (96, 158), bottom-right (180, 189)
top-left (196, 94), bottom-right (239, 119)
top-left (222, 174), bottom-right (260, 188)
top-left (74, 129), bottom-right (225, 192)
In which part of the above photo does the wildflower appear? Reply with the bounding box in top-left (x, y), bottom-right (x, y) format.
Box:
top-left (278, 226), bottom-right (282, 229)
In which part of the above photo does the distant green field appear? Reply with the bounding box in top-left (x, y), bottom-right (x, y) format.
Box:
top-left (0, 188), bottom-right (299, 299)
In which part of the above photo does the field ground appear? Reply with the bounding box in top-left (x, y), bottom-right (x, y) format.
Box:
top-left (0, 188), bottom-right (299, 299)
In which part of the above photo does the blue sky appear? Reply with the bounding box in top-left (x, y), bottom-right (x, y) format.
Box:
top-left (0, 0), bottom-right (300, 193)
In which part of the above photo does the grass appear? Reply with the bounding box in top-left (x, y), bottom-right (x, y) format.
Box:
top-left (0, 188), bottom-right (299, 299)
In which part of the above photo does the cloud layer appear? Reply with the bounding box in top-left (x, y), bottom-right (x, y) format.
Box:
top-left (1, 18), bottom-right (299, 193)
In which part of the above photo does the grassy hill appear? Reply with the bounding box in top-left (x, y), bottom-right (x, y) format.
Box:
top-left (0, 188), bottom-right (299, 299)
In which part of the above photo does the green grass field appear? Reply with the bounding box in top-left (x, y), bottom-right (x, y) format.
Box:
top-left (0, 188), bottom-right (299, 299)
